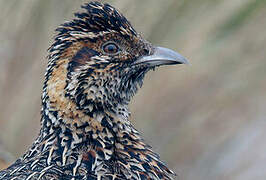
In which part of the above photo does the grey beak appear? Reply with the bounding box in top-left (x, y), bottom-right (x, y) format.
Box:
top-left (134, 46), bottom-right (189, 67)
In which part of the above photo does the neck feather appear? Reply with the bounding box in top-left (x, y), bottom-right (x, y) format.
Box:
top-left (22, 57), bottom-right (174, 178)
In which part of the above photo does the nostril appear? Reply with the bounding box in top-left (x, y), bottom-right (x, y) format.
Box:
top-left (143, 48), bottom-right (149, 55)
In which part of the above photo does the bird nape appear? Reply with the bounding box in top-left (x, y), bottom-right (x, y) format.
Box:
top-left (0, 1), bottom-right (188, 180)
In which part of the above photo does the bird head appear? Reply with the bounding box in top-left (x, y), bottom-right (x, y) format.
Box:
top-left (45, 1), bottom-right (188, 116)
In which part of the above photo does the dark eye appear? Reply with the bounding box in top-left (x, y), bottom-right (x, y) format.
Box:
top-left (102, 42), bottom-right (120, 55)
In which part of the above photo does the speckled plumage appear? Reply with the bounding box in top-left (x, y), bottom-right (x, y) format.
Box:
top-left (0, 2), bottom-right (187, 179)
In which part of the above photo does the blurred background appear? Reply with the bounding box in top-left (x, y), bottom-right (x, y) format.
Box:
top-left (0, 0), bottom-right (266, 179)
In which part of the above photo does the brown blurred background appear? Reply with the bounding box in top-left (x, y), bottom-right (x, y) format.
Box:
top-left (0, 0), bottom-right (266, 179)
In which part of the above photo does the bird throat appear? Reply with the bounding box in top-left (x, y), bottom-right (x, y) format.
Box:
top-left (24, 58), bottom-right (149, 177)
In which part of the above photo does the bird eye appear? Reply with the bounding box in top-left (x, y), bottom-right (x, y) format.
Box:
top-left (102, 42), bottom-right (120, 55)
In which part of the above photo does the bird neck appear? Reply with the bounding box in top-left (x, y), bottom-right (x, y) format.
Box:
top-left (38, 58), bottom-right (133, 156)
top-left (23, 93), bottom-right (143, 171)
top-left (24, 58), bottom-right (172, 178)
top-left (19, 62), bottom-right (175, 179)
top-left (30, 101), bottom-right (159, 177)
top-left (39, 89), bottom-right (133, 156)
top-left (26, 71), bottom-right (150, 172)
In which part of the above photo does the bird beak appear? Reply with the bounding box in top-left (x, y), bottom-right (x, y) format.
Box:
top-left (134, 46), bottom-right (189, 67)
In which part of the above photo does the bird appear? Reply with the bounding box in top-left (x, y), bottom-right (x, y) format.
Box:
top-left (0, 1), bottom-right (188, 180)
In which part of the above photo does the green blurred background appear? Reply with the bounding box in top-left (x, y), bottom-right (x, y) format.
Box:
top-left (0, 0), bottom-right (266, 179)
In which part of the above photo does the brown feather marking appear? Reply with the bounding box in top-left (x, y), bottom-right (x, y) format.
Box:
top-left (47, 59), bottom-right (85, 121)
